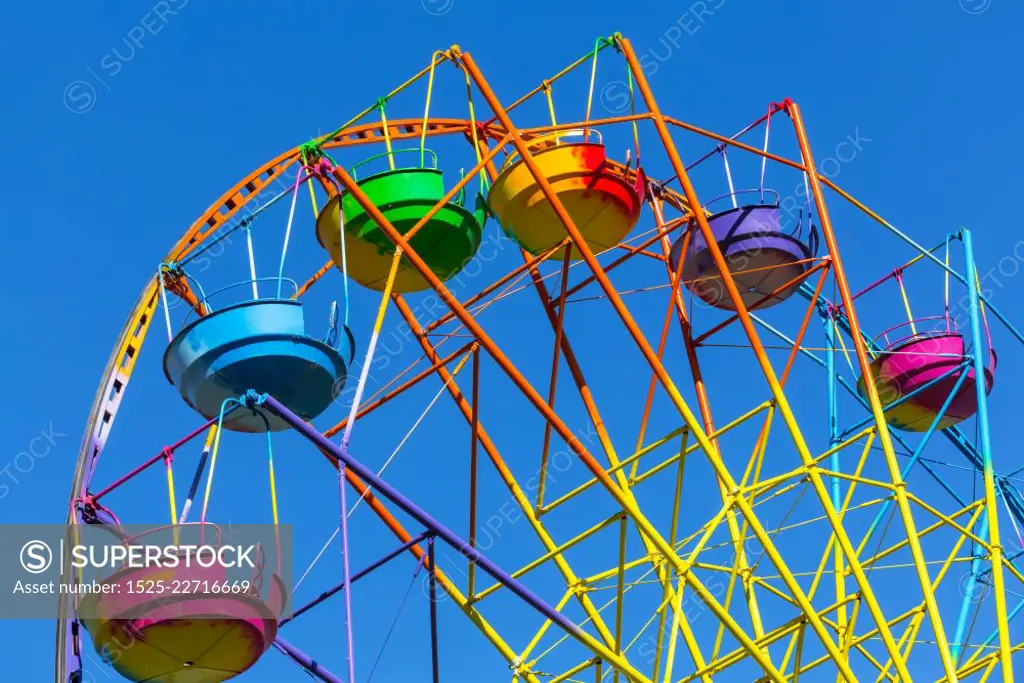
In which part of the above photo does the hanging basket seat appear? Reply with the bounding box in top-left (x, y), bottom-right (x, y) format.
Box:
top-left (488, 130), bottom-right (645, 261)
top-left (80, 526), bottom-right (288, 683)
top-left (164, 281), bottom-right (354, 432)
top-left (668, 190), bottom-right (816, 311)
top-left (316, 149), bottom-right (486, 293)
top-left (856, 322), bottom-right (996, 432)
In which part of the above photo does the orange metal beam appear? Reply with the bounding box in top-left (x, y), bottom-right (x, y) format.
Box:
top-left (536, 249), bottom-right (573, 510)
top-left (613, 37), bottom-right (875, 681)
top-left (391, 295), bottom-right (621, 648)
top-left (787, 100), bottom-right (961, 681)
top-left (691, 259), bottom-right (830, 346)
top-left (455, 47), bottom-right (784, 680)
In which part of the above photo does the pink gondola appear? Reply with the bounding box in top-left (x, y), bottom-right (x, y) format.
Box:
top-left (79, 524), bottom-right (286, 683)
top-left (857, 317), bottom-right (996, 432)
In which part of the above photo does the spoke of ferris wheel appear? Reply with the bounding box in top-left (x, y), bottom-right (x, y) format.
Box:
top-left (267, 392), bottom-right (656, 683)
top-left (393, 293), bottom-right (630, 656)
top-left (293, 359), bottom-right (468, 592)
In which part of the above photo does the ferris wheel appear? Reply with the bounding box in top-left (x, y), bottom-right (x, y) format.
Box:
top-left (57, 33), bottom-right (1024, 683)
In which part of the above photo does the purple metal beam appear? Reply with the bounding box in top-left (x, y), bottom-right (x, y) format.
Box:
top-left (274, 637), bottom-right (345, 683)
top-left (259, 394), bottom-right (592, 644)
top-left (281, 531), bottom-right (431, 626)
top-left (338, 461), bottom-right (357, 683)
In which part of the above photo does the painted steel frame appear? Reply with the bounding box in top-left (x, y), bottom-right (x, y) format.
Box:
top-left (56, 36), bottom-right (1022, 683)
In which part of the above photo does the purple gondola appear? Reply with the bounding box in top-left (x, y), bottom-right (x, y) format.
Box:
top-left (669, 189), bottom-right (816, 311)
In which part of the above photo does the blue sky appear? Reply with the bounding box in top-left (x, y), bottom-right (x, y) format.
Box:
top-left (3, 1), bottom-right (1024, 681)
